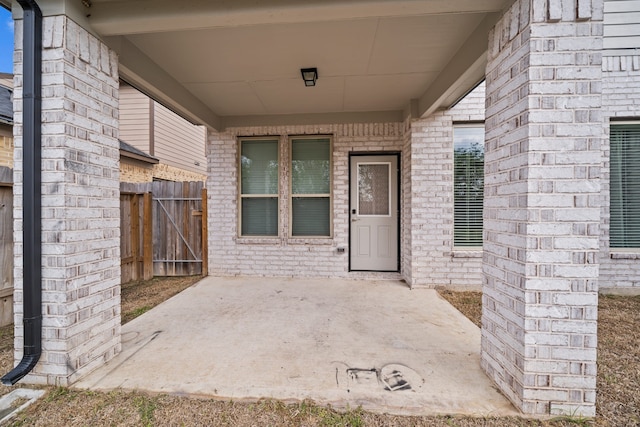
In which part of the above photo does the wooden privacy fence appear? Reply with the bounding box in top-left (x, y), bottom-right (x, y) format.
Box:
top-left (120, 190), bottom-right (153, 283)
top-left (0, 166), bottom-right (13, 327)
top-left (120, 181), bottom-right (208, 284)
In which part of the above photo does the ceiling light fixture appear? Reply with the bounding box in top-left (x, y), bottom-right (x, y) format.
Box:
top-left (300, 68), bottom-right (318, 87)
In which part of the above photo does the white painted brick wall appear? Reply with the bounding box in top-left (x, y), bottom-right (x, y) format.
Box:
top-left (401, 116), bottom-right (413, 283)
top-left (206, 85), bottom-right (486, 287)
top-left (13, 16), bottom-right (120, 385)
top-left (482, 0), bottom-right (601, 417)
top-left (207, 123), bottom-right (405, 280)
top-left (600, 54), bottom-right (640, 291)
top-left (407, 83), bottom-right (485, 288)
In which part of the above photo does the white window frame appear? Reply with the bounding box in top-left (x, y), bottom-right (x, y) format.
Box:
top-left (610, 120), bottom-right (640, 250)
top-left (288, 135), bottom-right (333, 238)
top-left (356, 162), bottom-right (392, 218)
top-left (453, 123), bottom-right (485, 249)
top-left (238, 137), bottom-right (280, 238)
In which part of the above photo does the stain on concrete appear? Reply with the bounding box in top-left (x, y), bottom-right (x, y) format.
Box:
top-left (334, 362), bottom-right (424, 393)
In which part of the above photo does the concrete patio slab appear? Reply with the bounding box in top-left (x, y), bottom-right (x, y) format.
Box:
top-left (75, 277), bottom-right (518, 417)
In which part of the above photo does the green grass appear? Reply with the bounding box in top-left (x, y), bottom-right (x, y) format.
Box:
top-left (123, 305), bottom-right (152, 323)
top-left (44, 387), bottom-right (71, 403)
top-left (134, 394), bottom-right (158, 427)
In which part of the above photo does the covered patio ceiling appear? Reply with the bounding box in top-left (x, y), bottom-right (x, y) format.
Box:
top-left (15, 0), bottom-right (514, 130)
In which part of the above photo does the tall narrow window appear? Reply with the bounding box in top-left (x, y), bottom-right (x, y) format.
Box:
top-left (240, 138), bottom-right (279, 236)
top-left (290, 137), bottom-right (331, 237)
top-left (610, 123), bottom-right (640, 248)
top-left (453, 125), bottom-right (484, 247)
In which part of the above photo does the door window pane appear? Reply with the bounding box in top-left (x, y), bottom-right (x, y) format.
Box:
top-left (358, 163), bottom-right (390, 216)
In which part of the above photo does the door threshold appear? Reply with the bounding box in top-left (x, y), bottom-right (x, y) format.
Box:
top-left (348, 271), bottom-right (403, 281)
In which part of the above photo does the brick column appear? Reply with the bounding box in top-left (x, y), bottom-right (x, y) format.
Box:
top-left (482, 0), bottom-right (602, 417)
top-left (401, 116), bottom-right (413, 285)
top-left (13, 15), bottom-right (120, 385)
top-left (408, 113), bottom-right (454, 288)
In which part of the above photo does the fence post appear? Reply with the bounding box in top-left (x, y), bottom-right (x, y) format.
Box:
top-left (183, 182), bottom-right (190, 275)
top-left (201, 187), bottom-right (208, 276)
top-left (131, 194), bottom-right (140, 281)
top-left (142, 192), bottom-right (153, 280)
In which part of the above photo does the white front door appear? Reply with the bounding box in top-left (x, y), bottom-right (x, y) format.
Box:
top-left (350, 155), bottom-right (399, 271)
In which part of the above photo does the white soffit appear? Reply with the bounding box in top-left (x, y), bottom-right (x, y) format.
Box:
top-left (124, 13), bottom-right (486, 117)
top-left (87, 0), bottom-right (510, 127)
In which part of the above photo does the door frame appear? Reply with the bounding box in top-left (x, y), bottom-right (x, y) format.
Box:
top-left (348, 152), bottom-right (401, 272)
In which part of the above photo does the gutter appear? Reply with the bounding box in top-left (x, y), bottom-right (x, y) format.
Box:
top-left (120, 150), bottom-right (160, 164)
top-left (1, 0), bottom-right (43, 386)
top-left (119, 140), bottom-right (159, 164)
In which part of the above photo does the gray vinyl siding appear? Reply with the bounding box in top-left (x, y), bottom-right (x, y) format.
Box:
top-left (153, 101), bottom-right (207, 174)
top-left (605, 0), bottom-right (640, 50)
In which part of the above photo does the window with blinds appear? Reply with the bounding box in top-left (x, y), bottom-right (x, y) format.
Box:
top-left (290, 137), bottom-right (331, 237)
top-left (239, 138), bottom-right (279, 236)
top-left (610, 123), bottom-right (640, 248)
top-left (453, 125), bottom-right (484, 247)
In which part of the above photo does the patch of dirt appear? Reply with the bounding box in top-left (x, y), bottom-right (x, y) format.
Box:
top-left (0, 324), bottom-right (15, 375)
top-left (594, 294), bottom-right (640, 426)
top-left (121, 275), bottom-right (203, 324)
top-left (8, 389), bottom-right (583, 427)
top-left (437, 290), bottom-right (483, 327)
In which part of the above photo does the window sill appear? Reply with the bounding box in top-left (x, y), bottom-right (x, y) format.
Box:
top-left (237, 237), bottom-right (282, 245)
top-left (610, 251), bottom-right (640, 260)
top-left (235, 237), bottom-right (334, 245)
top-left (450, 250), bottom-right (483, 258)
top-left (287, 238), bottom-right (333, 245)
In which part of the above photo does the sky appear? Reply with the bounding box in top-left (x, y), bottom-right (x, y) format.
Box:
top-left (0, 7), bottom-right (13, 74)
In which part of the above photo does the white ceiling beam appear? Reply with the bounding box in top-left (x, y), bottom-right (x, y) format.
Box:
top-left (10, 0), bottom-right (92, 30)
top-left (106, 36), bottom-right (221, 130)
top-left (417, 12), bottom-right (501, 118)
top-left (221, 110), bottom-right (403, 130)
top-left (88, 0), bottom-right (511, 36)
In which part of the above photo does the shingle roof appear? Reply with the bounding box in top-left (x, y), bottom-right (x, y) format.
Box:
top-left (119, 139), bottom-right (159, 164)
